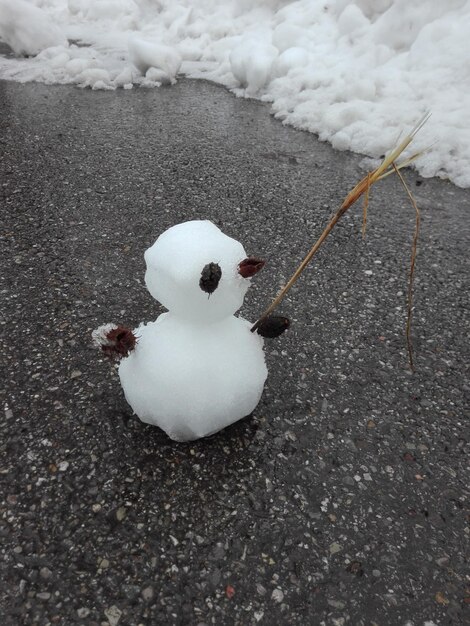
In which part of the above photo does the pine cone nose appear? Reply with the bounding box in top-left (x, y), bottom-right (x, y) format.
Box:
top-left (238, 257), bottom-right (265, 278)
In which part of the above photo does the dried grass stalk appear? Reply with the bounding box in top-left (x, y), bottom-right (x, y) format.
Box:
top-left (251, 113), bottom-right (430, 370)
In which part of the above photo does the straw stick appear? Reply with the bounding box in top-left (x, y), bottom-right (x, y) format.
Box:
top-left (250, 200), bottom-right (353, 331)
top-left (250, 113), bottom-right (430, 336)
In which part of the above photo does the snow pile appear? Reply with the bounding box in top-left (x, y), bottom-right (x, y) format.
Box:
top-left (230, 39), bottom-right (279, 96)
top-left (128, 36), bottom-right (181, 84)
top-left (0, 1), bottom-right (469, 186)
top-left (119, 221), bottom-right (267, 441)
top-left (0, 0), bottom-right (67, 56)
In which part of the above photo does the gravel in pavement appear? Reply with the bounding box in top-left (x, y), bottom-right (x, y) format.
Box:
top-left (0, 77), bottom-right (468, 625)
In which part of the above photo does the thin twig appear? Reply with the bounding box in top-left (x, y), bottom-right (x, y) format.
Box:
top-left (250, 200), bottom-right (353, 332)
top-left (377, 145), bottom-right (434, 181)
top-left (341, 112), bottom-right (431, 211)
top-left (250, 113), bottom-right (430, 334)
top-left (392, 163), bottom-right (420, 372)
top-left (362, 172), bottom-right (371, 239)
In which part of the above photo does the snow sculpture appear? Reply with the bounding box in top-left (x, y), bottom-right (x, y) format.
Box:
top-left (93, 220), bottom-right (284, 441)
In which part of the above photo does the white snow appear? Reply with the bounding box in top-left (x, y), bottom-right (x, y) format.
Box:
top-left (229, 39), bottom-right (279, 95)
top-left (144, 220), bottom-right (250, 323)
top-left (0, 0), bottom-right (67, 56)
top-left (119, 220), bottom-right (267, 441)
top-left (92, 323), bottom-right (119, 347)
top-left (128, 35), bottom-right (181, 83)
top-left (0, 1), bottom-right (469, 187)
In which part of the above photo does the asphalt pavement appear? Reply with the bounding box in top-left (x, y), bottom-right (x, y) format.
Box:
top-left (0, 76), bottom-right (469, 626)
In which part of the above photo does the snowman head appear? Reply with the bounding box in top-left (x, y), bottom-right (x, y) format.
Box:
top-left (144, 220), bottom-right (255, 322)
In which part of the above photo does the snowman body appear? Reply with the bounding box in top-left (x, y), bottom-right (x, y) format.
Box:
top-left (118, 220), bottom-right (267, 441)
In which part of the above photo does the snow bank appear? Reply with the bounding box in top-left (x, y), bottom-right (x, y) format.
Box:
top-left (0, 0), bottom-right (469, 187)
top-left (128, 35), bottom-right (181, 84)
top-left (0, 0), bottom-right (67, 56)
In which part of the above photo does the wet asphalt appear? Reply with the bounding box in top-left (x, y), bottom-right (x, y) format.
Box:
top-left (0, 76), bottom-right (469, 626)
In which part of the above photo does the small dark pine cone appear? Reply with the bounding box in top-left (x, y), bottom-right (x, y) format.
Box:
top-left (238, 257), bottom-right (265, 278)
top-left (93, 324), bottom-right (137, 360)
top-left (105, 327), bottom-right (137, 359)
top-left (256, 315), bottom-right (290, 338)
top-left (200, 262), bottom-right (222, 294)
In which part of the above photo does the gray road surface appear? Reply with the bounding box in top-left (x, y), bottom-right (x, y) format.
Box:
top-left (0, 77), bottom-right (469, 625)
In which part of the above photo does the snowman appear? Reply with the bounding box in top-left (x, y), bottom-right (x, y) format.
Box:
top-left (93, 220), bottom-right (289, 442)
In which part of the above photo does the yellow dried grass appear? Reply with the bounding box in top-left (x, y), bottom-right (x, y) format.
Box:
top-left (251, 113), bottom-right (431, 370)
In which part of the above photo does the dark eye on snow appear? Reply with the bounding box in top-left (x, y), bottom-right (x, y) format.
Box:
top-left (199, 262), bottom-right (222, 294)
